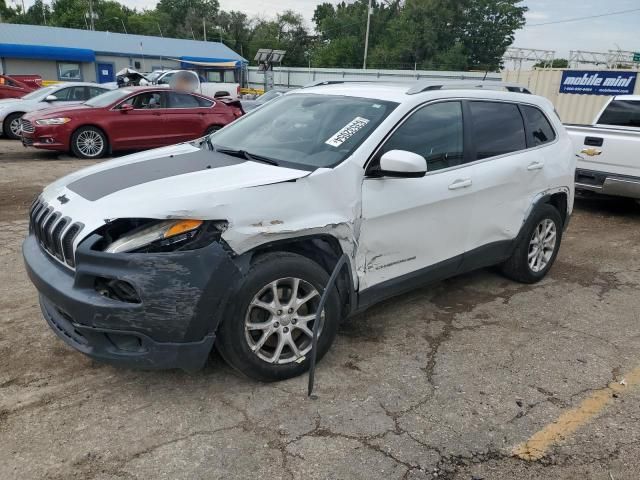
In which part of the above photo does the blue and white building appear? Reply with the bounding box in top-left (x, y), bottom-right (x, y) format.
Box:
top-left (0, 23), bottom-right (247, 84)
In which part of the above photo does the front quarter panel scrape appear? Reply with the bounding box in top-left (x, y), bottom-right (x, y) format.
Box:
top-left (219, 161), bottom-right (364, 288)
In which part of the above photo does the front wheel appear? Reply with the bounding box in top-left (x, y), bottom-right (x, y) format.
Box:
top-left (215, 252), bottom-right (341, 382)
top-left (205, 125), bottom-right (221, 136)
top-left (71, 126), bottom-right (107, 159)
top-left (3, 112), bottom-right (23, 140)
top-left (500, 203), bottom-right (563, 284)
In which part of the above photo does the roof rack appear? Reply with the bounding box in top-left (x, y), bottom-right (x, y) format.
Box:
top-left (406, 80), bottom-right (531, 95)
top-left (302, 79), bottom-right (378, 88)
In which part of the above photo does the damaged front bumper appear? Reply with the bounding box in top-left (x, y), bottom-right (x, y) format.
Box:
top-left (23, 233), bottom-right (241, 370)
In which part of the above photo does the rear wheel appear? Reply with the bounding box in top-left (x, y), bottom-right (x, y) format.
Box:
top-left (215, 252), bottom-right (341, 382)
top-left (3, 112), bottom-right (23, 140)
top-left (500, 204), bottom-right (563, 284)
top-left (205, 125), bottom-right (221, 136)
top-left (71, 126), bottom-right (107, 159)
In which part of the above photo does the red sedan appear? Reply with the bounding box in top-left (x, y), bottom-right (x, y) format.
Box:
top-left (21, 87), bottom-right (243, 158)
top-left (0, 74), bottom-right (39, 99)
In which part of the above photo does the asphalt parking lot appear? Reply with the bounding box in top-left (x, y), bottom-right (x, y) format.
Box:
top-left (1, 138), bottom-right (639, 480)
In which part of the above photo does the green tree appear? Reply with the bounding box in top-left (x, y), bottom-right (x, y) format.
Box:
top-left (248, 11), bottom-right (311, 66)
top-left (533, 58), bottom-right (569, 69)
top-left (156, 0), bottom-right (219, 39)
top-left (458, 0), bottom-right (527, 70)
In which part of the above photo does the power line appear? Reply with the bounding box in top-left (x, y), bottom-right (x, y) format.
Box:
top-left (527, 7), bottom-right (640, 27)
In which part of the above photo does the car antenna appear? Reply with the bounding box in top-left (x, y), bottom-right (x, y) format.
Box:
top-left (307, 254), bottom-right (350, 398)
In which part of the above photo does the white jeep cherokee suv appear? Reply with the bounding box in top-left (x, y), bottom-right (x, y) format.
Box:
top-left (24, 81), bottom-right (575, 381)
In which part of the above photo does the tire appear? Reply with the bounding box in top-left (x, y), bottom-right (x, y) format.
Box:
top-left (215, 252), bottom-right (341, 382)
top-left (71, 126), bottom-right (108, 159)
top-left (205, 125), bottom-right (221, 136)
top-left (500, 203), bottom-right (563, 284)
top-left (3, 112), bottom-right (24, 140)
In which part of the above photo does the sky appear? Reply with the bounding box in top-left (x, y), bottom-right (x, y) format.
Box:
top-left (16, 0), bottom-right (640, 59)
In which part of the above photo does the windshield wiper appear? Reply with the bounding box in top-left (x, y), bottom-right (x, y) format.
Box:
top-left (215, 147), bottom-right (279, 166)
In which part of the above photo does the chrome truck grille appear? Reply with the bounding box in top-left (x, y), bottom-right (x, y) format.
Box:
top-left (29, 198), bottom-right (83, 268)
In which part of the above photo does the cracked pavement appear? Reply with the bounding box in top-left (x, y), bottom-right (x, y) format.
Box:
top-left (1, 139), bottom-right (640, 479)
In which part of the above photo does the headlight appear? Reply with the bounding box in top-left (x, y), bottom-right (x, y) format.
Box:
top-left (103, 219), bottom-right (226, 253)
top-left (35, 117), bottom-right (71, 125)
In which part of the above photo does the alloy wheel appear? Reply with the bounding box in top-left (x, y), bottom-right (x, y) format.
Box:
top-left (244, 277), bottom-right (323, 364)
top-left (76, 130), bottom-right (104, 157)
top-left (528, 218), bottom-right (557, 273)
top-left (9, 118), bottom-right (21, 137)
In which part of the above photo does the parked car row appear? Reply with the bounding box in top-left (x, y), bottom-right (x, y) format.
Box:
top-left (21, 87), bottom-right (243, 158)
top-left (0, 82), bottom-right (112, 139)
top-left (0, 82), bottom-right (244, 157)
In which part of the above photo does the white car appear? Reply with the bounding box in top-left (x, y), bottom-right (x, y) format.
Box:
top-left (23, 81), bottom-right (575, 381)
top-left (0, 82), bottom-right (110, 139)
top-left (566, 95), bottom-right (640, 201)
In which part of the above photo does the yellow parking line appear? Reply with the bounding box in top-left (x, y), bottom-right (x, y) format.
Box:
top-left (513, 366), bottom-right (640, 461)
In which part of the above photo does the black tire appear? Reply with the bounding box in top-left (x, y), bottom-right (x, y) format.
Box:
top-left (215, 252), bottom-right (341, 382)
top-left (500, 203), bottom-right (563, 284)
top-left (3, 112), bottom-right (24, 140)
top-left (205, 125), bottom-right (221, 135)
top-left (71, 126), bottom-right (108, 159)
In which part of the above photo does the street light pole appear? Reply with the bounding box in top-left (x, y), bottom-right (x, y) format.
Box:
top-left (363, 0), bottom-right (372, 69)
top-left (88, 0), bottom-right (95, 30)
top-left (113, 17), bottom-right (127, 34)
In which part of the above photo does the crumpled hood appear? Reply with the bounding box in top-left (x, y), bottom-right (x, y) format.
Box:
top-left (40, 142), bottom-right (312, 239)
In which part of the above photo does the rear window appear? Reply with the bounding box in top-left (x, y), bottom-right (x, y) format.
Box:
top-left (469, 101), bottom-right (526, 159)
top-left (168, 92), bottom-right (201, 108)
top-left (521, 105), bottom-right (556, 146)
top-left (598, 100), bottom-right (640, 127)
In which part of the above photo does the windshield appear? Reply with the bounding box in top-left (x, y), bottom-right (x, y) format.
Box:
top-left (211, 94), bottom-right (397, 169)
top-left (146, 71), bottom-right (164, 82)
top-left (85, 89), bottom-right (133, 108)
top-left (22, 86), bottom-right (56, 101)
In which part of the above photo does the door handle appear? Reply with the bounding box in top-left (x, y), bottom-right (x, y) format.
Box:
top-left (448, 178), bottom-right (472, 190)
top-left (584, 136), bottom-right (603, 147)
top-left (527, 161), bottom-right (544, 171)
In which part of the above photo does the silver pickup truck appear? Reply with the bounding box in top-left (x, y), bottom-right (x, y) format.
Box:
top-left (566, 95), bottom-right (640, 201)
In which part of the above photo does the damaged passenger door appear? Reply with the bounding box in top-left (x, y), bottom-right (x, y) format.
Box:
top-left (358, 101), bottom-right (473, 299)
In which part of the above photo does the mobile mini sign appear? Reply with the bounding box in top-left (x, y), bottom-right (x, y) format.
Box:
top-left (559, 71), bottom-right (637, 95)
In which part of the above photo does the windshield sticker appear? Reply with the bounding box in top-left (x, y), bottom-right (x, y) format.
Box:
top-left (325, 117), bottom-right (370, 147)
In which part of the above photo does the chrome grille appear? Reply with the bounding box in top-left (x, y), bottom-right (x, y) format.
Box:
top-left (21, 118), bottom-right (35, 134)
top-left (30, 198), bottom-right (83, 269)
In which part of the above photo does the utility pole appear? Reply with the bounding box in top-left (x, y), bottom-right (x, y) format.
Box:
top-left (156, 22), bottom-right (163, 37)
top-left (363, 0), bottom-right (372, 69)
top-left (203, 19), bottom-right (207, 41)
top-left (88, 0), bottom-right (95, 30)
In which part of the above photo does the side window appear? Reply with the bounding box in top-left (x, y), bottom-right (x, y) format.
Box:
top-left (89, 87), bottom-right (107, 98)
top-left (167, 92), bottom-right (201, 108)
top-left (129, 92), bottom-right (166, 109)
top-left (469, 101), bottom-right (526, 159)
top-left (196, 96), bottom-right (213, 107)
top-left (71, 86), bottom-right (89, 101)
top-left (598, 100), bottom-right (640, 127)
top-left (377, 101), bottom-right (464, 172)
top-left (521, 105), bottom-right (556, 146)
top-left (157, 72), bottom-right (174, 85)
top-left (51, 87), bottom-right (73, 100)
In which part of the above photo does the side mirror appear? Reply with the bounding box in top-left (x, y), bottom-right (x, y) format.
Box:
top-left (119, 103), bottom-right (134, 112)
top-left (378, 150), bottom-right (427, 178)
top-left (45, 95), bottom-right (58, 102)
